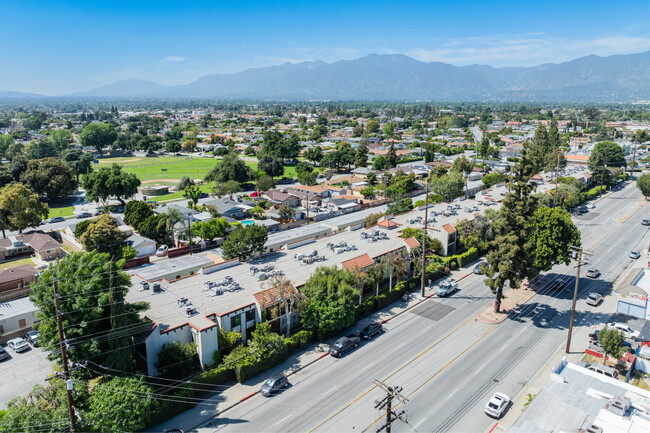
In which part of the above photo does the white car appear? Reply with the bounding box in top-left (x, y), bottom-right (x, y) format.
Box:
top-left (155, 245), bottom-right (169, 257)
top-left (437, 281), bottom-right (458, 297)
top-left (485, 392), bottom-right (510, 418)
top-left (607, 322), bottom-right (640, 340)
top-left (7, 337), bottom-right (30, 353)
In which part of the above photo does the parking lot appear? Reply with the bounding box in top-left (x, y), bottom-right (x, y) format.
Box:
top-left (0, 343), bottom-right (55, 409)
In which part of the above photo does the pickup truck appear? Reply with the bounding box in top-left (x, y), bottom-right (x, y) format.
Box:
top-left (437, 281), bottom-right (459, 297)
top-left (328, 335), bottom-right (360, 357)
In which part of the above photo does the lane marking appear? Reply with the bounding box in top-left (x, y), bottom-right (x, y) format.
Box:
top-left (322, 386), bottom-right (338, 396)
top-left (446, 388), bottom-right (459, 400)
top-left (360, 363), bottom-right (374, 372)
top-left (308, 316), bottom-right (474, 433)
top-left (362, 326), bottom-right (496, 432)
top-left (275, 414), bottom-right (292, 426)
top-left (589, 234), bottom-right (609, 250)
top-left (414, 418), bottom-right (427, 429)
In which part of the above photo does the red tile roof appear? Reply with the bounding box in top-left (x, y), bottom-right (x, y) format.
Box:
top-left (341, 253), bottom-right (374, 271)
top-left (403, 236), bottom-right (420, 249)
top-left (377, 219), bottom-right (402, 229)
top-left (442, 223), bottom-right (456, 234)
top-left (254, 285), bottom-right (298, 309)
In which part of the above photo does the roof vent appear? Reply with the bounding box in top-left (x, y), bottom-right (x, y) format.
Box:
top-left (607, 396), bottom-right (630, 416)
top-left (586, 425), bottom-right (603, 433)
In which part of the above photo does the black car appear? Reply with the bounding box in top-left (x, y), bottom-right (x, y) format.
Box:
top-left (578, 206), bottom-right (588, 214)
top-left (358, 322), bottom-right (383, 340)
top-left (24, 330), bottom-right (39, 346)
top-left (199, 192), bottom-right (209, 198)
top-left (0, 347), bottom-right (9, 361)
top-left (328, 335), bottom-right (360, 357)
top-left (642, 219), bottom-right (650, 226)
top-left (260, 374), bottom-right (288, 397)
top-left (550, 278), bottom-right (565, 290)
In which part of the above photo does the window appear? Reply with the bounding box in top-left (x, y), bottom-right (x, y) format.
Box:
top-left (230, 314), bottom-right (241, 329)
top-left (19, 319), bottom-right (26, 328)
top-left (245, 309), bottom-right (255, 322)
top-left (0, 325), bottom-right (3, 333)
top-left (46, 249), bottom-right (56, 254)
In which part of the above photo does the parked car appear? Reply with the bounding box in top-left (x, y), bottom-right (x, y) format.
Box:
top-left (473, 261), bottom-right (487, 275)
top-left (585, 203), bottom-right (596, 209)
top-left (484, 392), bottom-right (510, 418)
top-left (76, 212), bottom-right (92, 219)
top-left (48, 216), bottom-right (65, 223)
top-left (198, 192), bottom-right (209, 198)
top-left (7, 337), bottom-right (30, 353)
top-left (607, 322), bottom-right (640, 340)
top-left (328, 335), bottom-right (360, 357)
top-left (641, 219), bottom-right (650, 226)
top-left (586, 293), bottom-right (603, 306)
top-left (437, 281), bottom-right (459, 297)
top-left (24, 330), bottom-right (39, 346)
top-left (156, 245), bottom-right (169, 257)
top-left (550, 278), bottom-right (565, 290)
top-left (578, 206), bottom-right (588, 214)
top-left (260, 374), bottom-right (288, 397)
top-left (630, 251), bottom-right (641, 259)
top-left (577, 362), bottom-right (618, 379)
top-left (585, 268), bottom-right (600, 278)
top-left (0, 346), bottom-right (9, 361)
top-left (358, 322), bottom-right (383, 340)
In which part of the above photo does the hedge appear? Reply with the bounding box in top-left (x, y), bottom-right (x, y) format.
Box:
top-left (284, 330), bottom-right (313, 352)
top-left (457, 247), bottom-right (478, 267)
top-left (233, 347), bottom-right (290, 384)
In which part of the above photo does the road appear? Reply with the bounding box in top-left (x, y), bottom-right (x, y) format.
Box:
top-left (196, 181), bottom-right (648, 433)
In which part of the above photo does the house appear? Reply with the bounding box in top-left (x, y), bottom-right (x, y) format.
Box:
top-left (202, 197), bottom-right (252, 220)
top-left (341, 253), bottom-right (374, 272)
top-left (253, 285), bottom-right (300, 335)
top-left (327, 197), bottom-right (360, 215)
top-left (0, 265), bottom-right (38, 300)
top-left (565, 154), bottom-right (590, 166)
top-left (614, 268), bottom-right (650, 320)
top-left (153, 203), bottom-right (196, 219)
top-left (125, 234), bottom-right (157, 257)
top-left (0, 234), bottom-right (64, 262)
top-left (263, 189), bottom-right (301, 207)
top-left (290, 184), bottom-right (344, 199)
top-left (0, 296), bottom-right (39, 344)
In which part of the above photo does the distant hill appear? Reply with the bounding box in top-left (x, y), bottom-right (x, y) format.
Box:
top-left (0, 90), bottom-right (46, 98)
top-left (66, 50), bottom-right (650, 102)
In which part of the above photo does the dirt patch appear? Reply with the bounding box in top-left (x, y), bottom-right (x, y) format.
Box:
top-left (142, 179), bottom-right (181, 184)
top-left (477, 280), bottom-right (536, 324)
top-left (98, 158), bottom-right (141, 164)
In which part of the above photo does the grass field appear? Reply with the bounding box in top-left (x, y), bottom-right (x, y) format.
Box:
top-left (48, 205), bottom-right (75, 219)
top-left (97, 156), bottom-right (299, 182)
top-left (0, 256), bottom-right (35, 270)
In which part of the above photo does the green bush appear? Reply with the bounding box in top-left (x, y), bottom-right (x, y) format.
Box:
top-left (457, 247), bottom-right (478, 267)
top-left (284, 330), bottom-right (313, 352)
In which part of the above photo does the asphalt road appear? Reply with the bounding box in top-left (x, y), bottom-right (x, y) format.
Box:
top-left (197, 181), bottom-right (648, 433)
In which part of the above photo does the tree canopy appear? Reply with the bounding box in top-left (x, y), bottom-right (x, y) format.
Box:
top-left (530, 207), bottom-right (581, 272)
top-left (124, 200), bottom-right (154, 229)
top-left (205, 153), bottom-right (250, 183)
top-left (637, 173), bottom-right (650, 199)
top-left (221, 224), bottom-right (268, 260)
top-left (21, 157), bottom-right (77, 200)
top-left (79, 214), bottom-right (125, 258)
top-left (0, 183), bottom-right (49, 232)
top-left (258, 154), bottom-right (284, 178)
top-left (82, 163), bottom-right (141, 204)
top-left (80, 122), bottom-right (118, 154)
top-left (588, 141), bottom-right (626, 179)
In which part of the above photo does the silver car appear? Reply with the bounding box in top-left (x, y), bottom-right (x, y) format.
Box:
top-left (586, 293), bottom-right (603, 306)
top-left (7, 337), bottom-right (30, 353)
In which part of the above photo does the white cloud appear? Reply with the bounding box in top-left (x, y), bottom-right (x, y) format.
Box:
top-left (159, 56), bottom-right (188, 66)
top-left (405, 34), bottom-right (649, 66)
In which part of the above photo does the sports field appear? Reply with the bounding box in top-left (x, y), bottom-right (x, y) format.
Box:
top-left (97, 156), bottom-right (299, 182)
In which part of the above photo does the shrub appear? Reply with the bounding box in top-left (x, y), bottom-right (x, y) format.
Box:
top-left (457, 247), bottom-right (478, 267)
top-left (284, 330), bottom-right (313, 352)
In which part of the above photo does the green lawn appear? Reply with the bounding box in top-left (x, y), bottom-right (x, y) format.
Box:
top-left (97, 156), bottom-right (300, 182)
top-left (0, 256), bottom-right (35, 270)
top-left (147, 184), bottom-right (213, 203)
top-left (48, 205), bottom-right (75, 219)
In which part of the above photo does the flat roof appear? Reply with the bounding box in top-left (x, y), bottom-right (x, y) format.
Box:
top-left (0, 296), bottom-right (38, 319)
top-left (134, 255), bottom-right (214, 282)
top-left (264, 223), bottom-right (331, 248)
top-left (320, 204), bottom-right (388, 228)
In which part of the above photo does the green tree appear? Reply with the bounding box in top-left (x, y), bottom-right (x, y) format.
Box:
top-left (637, 173), bottom-right (650, 199)
top-left (256, 175), bottom-right (275, 191)
top-left (105, 259), bottom-right (133, 371)
top-left (212, 180), bottom-right (242, 198)
top-left (0, 183), bottom-right (49, 232)
top-left (138, 214), bottom-right (169, 244)
top-left (360, 186), bottom-right (375, 198)
top-left (301, 266), bottom-right (359, 339)
top-left (74, 219), bottom-right (93, 238)
top-left (82, 164), bottom-right (141, 205)
top-left (80, 122), bottom-right (118, 154)
top-left (386, 144), bottom-right (398, 168)
top-left (588, 141), bottom-right (626, 179)
top-left (0, 134), bottom-right (15, 159)
top-left (155, 341), bottom-right (197, 379)
top-left (527, 124), bottom-right (551, 174)
top-left (205, 153), bottom-right (250, 183)
top-left (21, 157), bottom-right (76, 200)
top-left (598, 326), bottom-right (626, 365)
top-left (355, 143), bottom-right (369, 168)
top-left (29, 251), bottom-right (147, 364)
top-left (304, 146), bottom-right (323, 165)
top-left (477, 136), bottom-right (490, 158)
top-left (222, 224), bottom-right (268, 260)
top-left (372, 154), bottom-right (386, 170)
top-left (61, 148), bottom-right (94, 181)
top-left (258, 154), bottom-right (284, 178)
top-left (177, 175), bottom-right (195, 191)
top-left (278, 205), bottom-right (295, 223)
top-left (87, 377), bottom-right (160, 432)
top-left (366, 171), bottom-right (377, 185)
top-left (165, 139), bottom-right (181, 153)
top-left (79, 214), bottom-right (125, 257)
top-left (184, 185), bottom-right (202, 208)
top-left (25, 138), bottom-right (57, 159)
top-left (384, 122), bottom-right (395, 138)
top-left (192, 217), bottom-right (230, 241)
top-left (124, 200), bottom-right (154, 229)
top-left (451, 155), bottom-right (474, 194)
top-left (482, 172), bottom-right (507, 187)
top-left (157, 207), bottom-right (184, 246)
top-left (429, 171), bottom-right (464, 202)
top-left (484, 149), bottom-right (539, 313)
top-left (261, 132), bottom-right (302, 160)
top-left (297, 170), bottom-right (317, 186)
top-left (365, 119), bottom-right (380, 134)
top-left (50, 129), bottom-right (73, 152)
top-left (530, 207), bottom-right (581, 272)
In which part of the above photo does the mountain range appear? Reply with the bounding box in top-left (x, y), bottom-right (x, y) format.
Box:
top-left (4, 51), bottom-right (650, 102)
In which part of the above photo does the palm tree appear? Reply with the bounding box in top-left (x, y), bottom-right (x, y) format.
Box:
top-left (158, 207), bottom-right (184, 247)
top-left (381, 253), bottom-right (408, 291)
top-left (367, 262), bottom-right (386, 297)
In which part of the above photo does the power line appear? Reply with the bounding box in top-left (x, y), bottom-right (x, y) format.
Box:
top-left (373, 379), bottom-right (408, 433)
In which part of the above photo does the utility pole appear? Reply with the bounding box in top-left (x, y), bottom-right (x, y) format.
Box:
top-left (553, 149), bottom-right (561, 207)
top-left (373, 380), bottom-right (408, 433)
top-left (630, 139), bottom-right (637, 181)
top-left (420, 185), bottom-right (429, 297)
top-left (599, 141), bottom-right (609, 198)
top-left (187, 214), bottom-right (192, 255)
top-left (53, 272), bottom-right (77, 433)
top-left (566, 247), bottom-right (591, 354)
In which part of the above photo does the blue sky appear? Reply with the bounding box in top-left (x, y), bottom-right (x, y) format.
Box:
top-left (2, 0), bottom-right (648, 94)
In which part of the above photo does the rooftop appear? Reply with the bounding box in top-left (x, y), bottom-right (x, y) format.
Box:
top-left (0, 296), bottom-right (38, 319)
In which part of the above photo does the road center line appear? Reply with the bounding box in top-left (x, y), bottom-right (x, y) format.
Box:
top-left (360, 363), bottom-right (374, 372)
top-left (322, 386), bottom-right (338, 396)
top-left (414, 418), bottom-right (427, 428)
top-left (275, 414), bottom-right (292, 426)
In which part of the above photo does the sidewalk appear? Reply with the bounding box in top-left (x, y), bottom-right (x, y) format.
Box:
top-left (477, 279), bottom-right (537, 324)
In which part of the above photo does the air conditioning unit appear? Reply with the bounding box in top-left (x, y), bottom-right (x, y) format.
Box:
top-left (152, 283), bottom-right (161, 293)
top-left (607, 396), bottom-right (630, 416)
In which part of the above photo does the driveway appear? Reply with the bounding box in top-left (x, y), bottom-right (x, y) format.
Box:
top-left (0, 344), bottom-right (55, 409)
